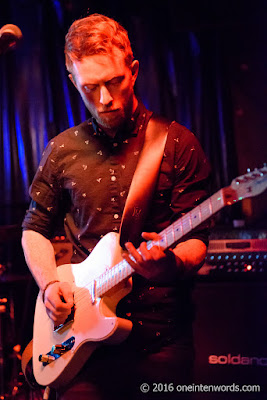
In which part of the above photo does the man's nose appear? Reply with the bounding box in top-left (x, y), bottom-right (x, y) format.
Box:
top-left (99, 85), bottom-right (113, 106)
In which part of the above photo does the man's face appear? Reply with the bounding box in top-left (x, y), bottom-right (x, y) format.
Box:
top-left (69, 49), bottom-right (139, 134)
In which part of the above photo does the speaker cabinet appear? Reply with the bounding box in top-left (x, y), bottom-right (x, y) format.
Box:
top-left (193, 281), bottom-right (267, 399)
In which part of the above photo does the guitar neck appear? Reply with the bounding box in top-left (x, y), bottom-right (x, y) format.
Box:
top-left (95, 187), bottom-right (231, 297)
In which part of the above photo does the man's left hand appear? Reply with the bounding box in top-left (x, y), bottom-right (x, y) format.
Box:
top-left (122, 232), bottom-right (182, 283)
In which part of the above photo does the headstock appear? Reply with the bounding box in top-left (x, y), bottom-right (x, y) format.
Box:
top-left (230, 166), bottom-right (267, 200)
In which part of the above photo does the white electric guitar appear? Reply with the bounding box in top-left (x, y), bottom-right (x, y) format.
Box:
top-left (29, 167), bottom-right (267, 388)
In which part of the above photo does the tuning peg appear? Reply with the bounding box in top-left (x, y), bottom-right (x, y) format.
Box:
top-left (234, 177), bottom-right (247, 184)
top-left (251, 169), bottom-right (261, 177)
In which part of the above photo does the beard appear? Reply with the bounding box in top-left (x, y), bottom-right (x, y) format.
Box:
top-left (89, 93), bottom-right (135, 132)
top-left (96, 109), bottom-right (126, 130)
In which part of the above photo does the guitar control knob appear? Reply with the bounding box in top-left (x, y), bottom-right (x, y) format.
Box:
top-left (39, 354), bottom-right (55, 364)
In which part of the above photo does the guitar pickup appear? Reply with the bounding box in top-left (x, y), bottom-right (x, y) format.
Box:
top-left (39, 336), bottom-right (75, 366)
top-left (52, 342), bottom-right (72, 355)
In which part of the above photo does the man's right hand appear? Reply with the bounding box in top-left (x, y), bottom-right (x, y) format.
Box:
top-left (43, 281), bottom-right (74, 326)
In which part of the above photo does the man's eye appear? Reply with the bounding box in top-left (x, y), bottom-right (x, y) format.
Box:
top-left (84, 85), bottom-right (97, 93)
top-left (109, 80), bottom-right (120, 86)
top-left (107, 77), bottom-right (124, 87)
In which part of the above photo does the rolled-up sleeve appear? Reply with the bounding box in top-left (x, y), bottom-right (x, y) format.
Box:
top-left (22, 140), bottom-right (61, 239)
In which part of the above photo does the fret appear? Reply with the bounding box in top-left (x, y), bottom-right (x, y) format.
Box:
top-left (105, 271), bottom-right (111, 292)
top-left (123, 263), bottom-right (128, 279)
top-left (147, 241), bottom-right (153, 250)
top-left (181, 215), bottom-right (192, 236)
top-left (91, 280), bottom-right (96, 304)
top-left (209, 197), bottom-right (213, 214)
top-left (171, 224), bottom-right (176, 243)
top-left (115, 265), bottom-right (120, 282)
top-left (101, 273), bottom-right (107, 295)
top-left (97, 276), bottom-right (102, 293)
top-left (175, 221), bottom-right (182, 242)
top-left (121, 262), bottom-right (127, 279)
top-left (180, 219), bottom-right (184, 237)
top-left (98, 275), bottom-right (103, 295)
top-left (111, 268), bottom-right (115, 287)
top-left (157, 231), bottom-right (168, 250)
top-left (95, 279), bottom-right (101, 296)
top-left (215, 189), bottom-right (226, 211)
top-left (189, 212), bottom-right (193, 230)
top-left (111, 268), bottom-right (115, 285)
top-left (116, 265), bottom-right (121, 283)
top-left (166, 231), bottom-right (172, 248)
top-left (163, 230), bottom-right (169, 248)
top-left (168, 220), bottom-right (182, 245)
top-left (190, 207), bottom-right (201, 228)
top-left (199, 201), bottom-right (210, 220)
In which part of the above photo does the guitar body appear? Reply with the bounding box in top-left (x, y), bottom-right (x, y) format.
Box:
top-left (33, 232), bottom-right (133, 388)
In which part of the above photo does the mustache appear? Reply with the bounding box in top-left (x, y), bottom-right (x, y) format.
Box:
top-left (98, 108), bottom-right (120, 113)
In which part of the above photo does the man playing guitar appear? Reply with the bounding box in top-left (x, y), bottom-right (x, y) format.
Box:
top-left (22, 13), bottom-right (210, 399)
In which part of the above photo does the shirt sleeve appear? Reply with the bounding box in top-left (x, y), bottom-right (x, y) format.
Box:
top-left (22, 139), bottom-right (62, 239)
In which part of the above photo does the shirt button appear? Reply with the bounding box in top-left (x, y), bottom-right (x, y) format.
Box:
top-left (114, 214), bottom-right (119, 219)
top-left (111, 176), bottom-right (116, 181)
top-left (113, 142), bottom-right (118, 147)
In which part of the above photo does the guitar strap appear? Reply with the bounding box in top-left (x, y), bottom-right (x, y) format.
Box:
top-left (119, 115), bottom-right (174, 248)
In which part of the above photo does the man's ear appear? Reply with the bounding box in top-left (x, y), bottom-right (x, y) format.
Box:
top-left (69, 73), bottom-right (77, 89)
top-left (131, 60), bottom-right (139, 84)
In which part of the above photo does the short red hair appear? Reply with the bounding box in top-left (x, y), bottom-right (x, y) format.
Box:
top-left (65, 13), bottom-right (134, 72)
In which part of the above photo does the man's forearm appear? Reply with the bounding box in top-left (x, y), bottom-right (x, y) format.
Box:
top-left (21, 230), bottom-right (59, 291)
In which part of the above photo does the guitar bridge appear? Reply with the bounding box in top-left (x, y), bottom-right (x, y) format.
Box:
top-left (39, 336), bottom-right (75, 366)
top-left (53, 306), bottom-right (75, 333)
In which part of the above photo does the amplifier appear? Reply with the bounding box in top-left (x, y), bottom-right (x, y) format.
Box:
top-left (193, 280), bottom-right (267, 399)
top-left (199, 237), bottom-right (267, 279)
